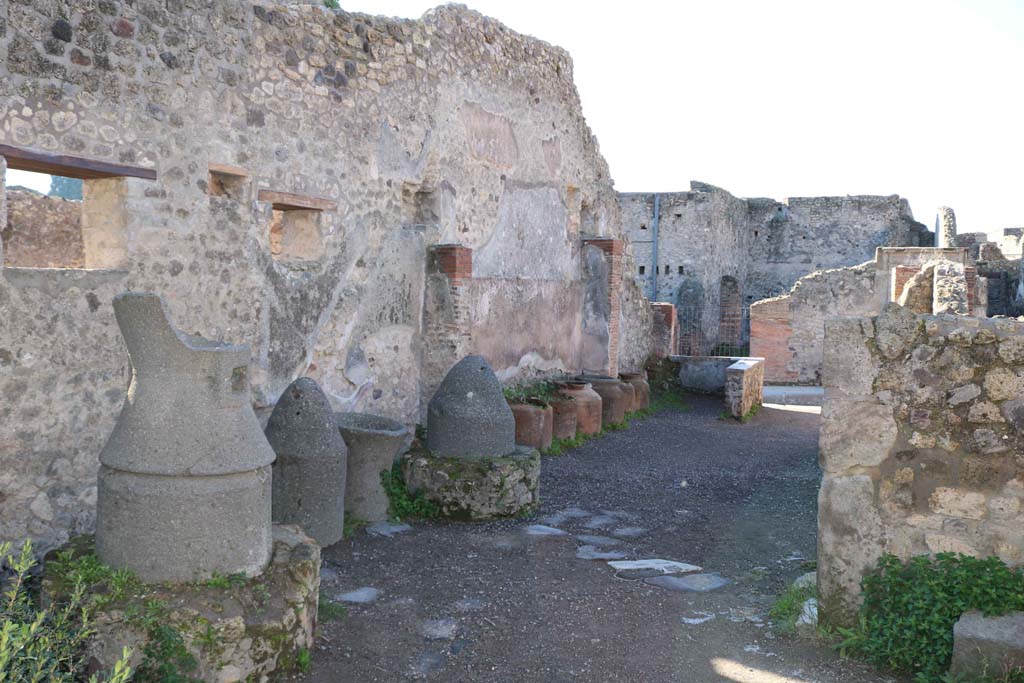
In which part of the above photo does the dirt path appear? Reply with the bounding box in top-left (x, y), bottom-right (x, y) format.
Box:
top-left (299, 398), bottom-right (897, 683)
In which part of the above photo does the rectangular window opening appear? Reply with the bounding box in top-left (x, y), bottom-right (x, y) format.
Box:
top-left (1, 145), bottom-right (155, 270)
top-left (208, 163), bottom-right (249, 201)
top-left (638, 265), bottom-right (646, 275)
top-left (677, 266), bottom-right (684, 274)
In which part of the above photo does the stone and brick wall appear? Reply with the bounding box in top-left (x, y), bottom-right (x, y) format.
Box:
top-left (2, 189), bottom-right (84, 268)
top-left (818, 304), bottom-right (1024, 626)
top-left (724, 359), bottom-right (764, 418)
top-left (621, 183), bottom-right (933, 344)
top-left (0, 1), bottom-right (656, 552)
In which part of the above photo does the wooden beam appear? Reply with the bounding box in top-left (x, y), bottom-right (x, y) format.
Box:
top-left (257, 189), bottom-right (336, 212)
top-left (208, 162), bottom-right (250, 177)
top-left (0, 144), bottom-right (157, 180)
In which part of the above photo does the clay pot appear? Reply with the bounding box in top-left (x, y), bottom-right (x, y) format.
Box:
top-left (576, 375), bottom-right (628, 427)
top-left (550, 398), bottom-right (578, 440)
top-left (557, 381), bottom-right (602, 435)
top-left (336, 413), bottom-right (409, 522)
top-left (510, 401), bottom-right (553, 451)
top-left (620, 372), bottom-right (650, 411)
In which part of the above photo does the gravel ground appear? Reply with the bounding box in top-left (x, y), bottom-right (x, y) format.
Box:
top-left (299, 397), bottom-right (899, 683)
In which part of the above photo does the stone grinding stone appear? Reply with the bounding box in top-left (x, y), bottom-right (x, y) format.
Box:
top-left (426, 355), bottom-right (515, 458)
top-left (266, 377), bottom-right (348, 547)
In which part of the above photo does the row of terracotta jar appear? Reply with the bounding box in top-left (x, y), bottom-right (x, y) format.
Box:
top-left (509, 372), bottom-right (651, 451)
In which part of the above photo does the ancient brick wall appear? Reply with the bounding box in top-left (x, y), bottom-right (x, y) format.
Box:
top-left (2, 189), bottom-right (84, 268)
top-left (0, 1), bottom-right (655, 551)
top-left (818, 305), bottom-right (1024, 626)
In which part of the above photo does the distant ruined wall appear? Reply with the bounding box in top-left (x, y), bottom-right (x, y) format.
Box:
top-left (818, 305), bottom-right (1024, 626)
top-left (621, 184), bottom-right (932, 355)
top-left (750, 248), bottom-right (983, 384)
top-left (0, 1), bottom-right (653, 551)
top-left (2, 189), bottom-right (84, 268)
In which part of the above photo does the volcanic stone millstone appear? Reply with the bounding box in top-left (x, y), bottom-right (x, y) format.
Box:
top-left (265, 377), bottom-right (348, 547)
top-left (426, 355), bottom-right (515, 458)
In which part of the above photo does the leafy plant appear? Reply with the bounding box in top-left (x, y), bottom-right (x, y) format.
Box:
top-left (134, 622), bottom-right (201, 683)
top-left (318, 599), bottom-right (347, 622)
top-left (296, 647), bottom-right (312, 672)
top-left (503, 380), bottom-right (560, 406)
top-left (837, 553), bottom-right (1024, 682)
top-left (343, 515), bottom-right (368, 539)
top-left (381, 462), bottom-right (440, 521)
top-left (323, 0), bottom-right (340, 8)
top-left (769, 581), bottom-right (816, 634)
top-left (0, 540), bottom-right (133, 683)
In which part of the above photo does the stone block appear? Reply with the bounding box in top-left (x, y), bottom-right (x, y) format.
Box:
top-left (929, 487), bottom-right (987, 520)
top-left (403, 446), bottom-right (539, 520)
top-left (818, 474), bottom-right (884, 627)
top-left (822, 318), bottom-right (878, 397)
top-left (819, 400), bottom-right (896, 473)
top-left (875, 302), bottom-right (921, 359)
top-left (950, 611), bottom-right (1024, 680)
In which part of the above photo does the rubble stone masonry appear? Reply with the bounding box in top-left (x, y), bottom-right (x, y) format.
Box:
top-left (818, 304), bottom-right (1024, 626)
top-left (0, 1), bottom-right (654, 551)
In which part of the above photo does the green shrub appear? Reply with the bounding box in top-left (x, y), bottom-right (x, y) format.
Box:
top-left (381, 462), bottom-right (440, 521)
top-left (0, 540), bottom-right (133, 683)
top-left (323, 0), bottom-right (340, 8)
top-left (837, 553), bottom-right (1024, 682)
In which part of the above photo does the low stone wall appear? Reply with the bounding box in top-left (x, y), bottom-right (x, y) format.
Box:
top-left (2, 189), bottom-right (83, 268)
top-left (725, 359), bottom-right (764, 418)
top-left (674, 354), bottom-right (764, 418)
top-left (818, 304), bottom-right (1024, 626)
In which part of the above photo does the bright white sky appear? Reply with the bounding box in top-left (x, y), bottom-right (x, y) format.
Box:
top-left (10, 0), bottom-right (1022, 238)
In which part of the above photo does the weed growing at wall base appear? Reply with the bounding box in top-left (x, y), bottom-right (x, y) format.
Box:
top-left (381, 462), bottom-right (441, 521)
top-left (0, 540), bottom-right (133, 683)
top-left (836, 553), bottom-right (1024, 682)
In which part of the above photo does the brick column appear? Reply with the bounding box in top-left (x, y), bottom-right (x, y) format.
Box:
top-left (433, 244), bottom-right (473, 285)
top-left (583, 238), bottom-right (623, 377)
top-left (891, 265), bottom-right (921, 301)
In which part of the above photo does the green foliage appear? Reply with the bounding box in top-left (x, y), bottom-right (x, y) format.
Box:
top-left (0, 540), bottom-right (133, 683)
top-left (318, 599), bottom-right (347, 622)
top-left (343, 515), bottom-right (368, 539)
top-left (837, 553), bottom-right (1024, 682)
top-left (202, 572), bottom-right (246, 590)
top-left (296, 647), bottom-right (312, 672)
top-left (381, 462), bottom-right (440, 521)
top-left (769, 581), bottom-right (816, 634)
top-left (323, 0), bottom-right (340, 8)
top-left (135, 622), bottom-right (201, 683)
top-left (48, 176), bottom-right (83, 201)
top-left (503, 380), bottom-right (560, 406)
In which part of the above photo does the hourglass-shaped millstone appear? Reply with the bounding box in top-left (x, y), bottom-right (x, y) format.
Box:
top-left (95, 292), bottom-right (275, 583)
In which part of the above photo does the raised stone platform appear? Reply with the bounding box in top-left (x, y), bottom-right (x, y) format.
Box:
top-left (403, 446), bottom-right (540, 520)
top-left (672, 355), bottom-right (765, 419)
top-left (44, 525), bottom-right (319, 683)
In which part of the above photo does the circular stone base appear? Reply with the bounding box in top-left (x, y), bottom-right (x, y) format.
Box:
top-left (402, 446), bottom-right (540, 520)
top-left (43, 525), bottom-right (319, 683)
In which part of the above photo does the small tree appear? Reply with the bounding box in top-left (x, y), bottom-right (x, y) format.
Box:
top-left (48, 176), bottom-right (83, 201)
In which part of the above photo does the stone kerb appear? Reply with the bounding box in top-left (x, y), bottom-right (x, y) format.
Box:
top-left (818, 303), bottom-right (1024, 627)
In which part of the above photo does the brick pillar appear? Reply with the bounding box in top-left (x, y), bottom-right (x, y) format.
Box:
top-left (650, 302), bottom-right (677, 358)
top-left (433, 244), bottom-right (473, 286)
top-left (891, 265), bottom-right (921, 301)
top-left (583, 238), bottom-right (623, 377)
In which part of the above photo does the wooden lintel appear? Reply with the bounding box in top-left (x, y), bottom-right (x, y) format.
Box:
top-left (257, 189), bottom-right (336, 212)
top-left (208, 162), bottom-right (250, 178)
top-left (0, 144), bottom-right (157, 180)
